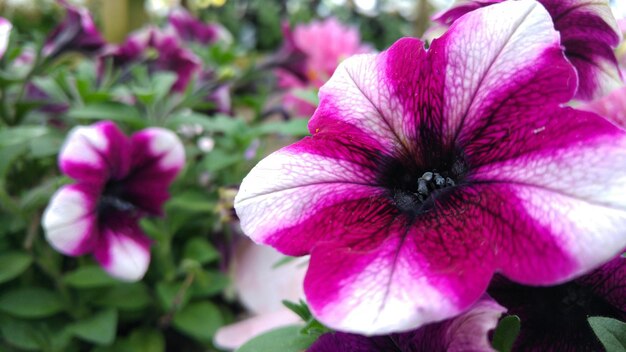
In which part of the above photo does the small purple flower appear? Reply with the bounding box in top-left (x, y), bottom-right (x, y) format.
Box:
top-left (308, 297), bottom-right (505, 352)
top-left (488, 256), bottom-right (626, 351)
top-left (0, 17), bottom-right (12, 60)
top-left (167, 7), bottom-right (226, 45)
top-left (435, 0), bottom-right (623, 100)
top-left (43, 0), bottom-right (105, 58)
top-left (42, 121), bottom-right (185, 281)
top-left (98, 27), bottom-right (201, 93)
top-left (235, 0), bottom-right (626, 334)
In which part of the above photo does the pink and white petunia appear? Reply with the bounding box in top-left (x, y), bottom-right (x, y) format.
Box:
top-left (42, 121), bottom-right (185, 281)
top-left (435, 0), bottom-right (623, 101)
top-left (235, 0), bottom-right (626, 335)
top-left (308, 296), bottom-right (505, 352)
top-left (0, 17), bottom-right (12, 60)
top-left (43, 0), bottom-right (105, 58)
top-left (98, 27), bottom-right (201, 93)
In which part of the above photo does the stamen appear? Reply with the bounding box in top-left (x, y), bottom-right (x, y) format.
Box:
top-left (415, 171), bottom-right (456, 199)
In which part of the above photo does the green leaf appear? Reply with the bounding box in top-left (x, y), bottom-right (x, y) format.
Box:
top-left (292, 88), bottom-right (319, 106)
top-left (0, 126), bottom-right (50, 148)
top-left (236, 325), bottom-right (317, 352)
top-left (0, 316), bottom-right (43, 350)
top-left (0, 288), bottom-right (64, 318)
top-left (282, 300), bottom-right (311, 322)
top-left (92, 283), bottom-right (151, 311)
top-left (166, 113), bottom-right (246, 135)
top-left (183, 237), bottom-right (219, 264)
top-left (492, 315), bottom-right (521, 352)
top-left (201, 149), bottom-right (241, 172)
top-left (172, 301), bottom-right (223, 342)
top-left (255, 119), bottom-right (309, 137)
top-left (67, 103), bottom-right (147, 129)
top-left (0, 252), bottom-right (32, 284)
top-left (156, 281), bottom-right (190, 311)
top-left (152, 72), bottom-right (177, 103)
top-left (167, 192), bottom-right (216, 214)
top-left (68, 309), bottom-right (117, 345)
top-left (190, 270), bottom-right (229, 297)
top-left (127, 328), bottom-right (165, 352)
top-left (589, 316), bottom-right (626, 352)
top-left (63, 266), bottom-right (119, 288)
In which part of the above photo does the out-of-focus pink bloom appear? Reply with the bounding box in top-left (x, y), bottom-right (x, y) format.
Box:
top-left (275, 18), bottom-right (373, 117)
top-left (43, 0), bottom-right (105, 58)
top-left (168, 7), bottom-right (228, 45)
top-left (98, 27), bottom-right (201, 93)
top-left (0, 17), bottom-right (12, 60)
top-left (214, 240), bottom-right (307, 350)
top-left (580, 86), bottom-right (626, 129)
top-left (42, 121), bottom-right (185, 281)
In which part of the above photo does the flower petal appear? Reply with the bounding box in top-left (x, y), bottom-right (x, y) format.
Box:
top-left (124, 127), bottom-right (185, 215)
top-left (59, 121), bottom-right (131, 185)
top-left (233, 241), bottom-right (306, 315)
top-left (473, 109), bottom-right (626, 283)
top-left (580, 85), bottom-right (626, 129)
top-left (235, 136), bottom-right (390, 256)
top-left (435, 0), bottom-right (622, 100)
top-left (576, 256), bottom-right (626, 313)
top-left (304, 208), bottom-right (497, 334)
top-left (94, 213), bottom-right (151, 281)
top-left (0, 17), bottom-right (12, 60)
top-left (213, 310), bottom-right (302, 350)
top-left (42, 184), bottom-right (98, 256)
top-left (308, 296), bottom-right (505, 352)
top-left (435, 0), bottom-right (577, 147)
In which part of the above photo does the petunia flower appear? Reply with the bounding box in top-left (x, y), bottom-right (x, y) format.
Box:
top-left (167, 7), bottom-right (227, 45)
top-left (42, 121), bottom-right (185, 281)
top-left (235, 0), bottom-right (626, 335)
top-left (434, 0), bottom-right (623, 101)
top-left (487, 256), bottom-right (626, 351)
top-left (43, 0), bottom-right (106, 59)
top-left (0, 17), bottom-right (12, 60)
top-left (98, 27), bottom-right (201, 93)
top-left (308, 296), bottom-right (505, 352)
top-left (580, 85), bottom-right (626, 129)
top-left (274, 18), bottom-right (373, 117)
top-left (214, 240), bottom-right (307, 350)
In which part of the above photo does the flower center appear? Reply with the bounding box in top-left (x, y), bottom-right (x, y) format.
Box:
top-left (381, 153), bottom-right (467, 218)
top-left (97, 181), bottom-right (136, 217)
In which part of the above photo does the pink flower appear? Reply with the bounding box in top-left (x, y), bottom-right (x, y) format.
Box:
top-left (98, 27), bottom-right (201, 93)
top-left (0, 17), bottom-right (11, 60)
top-left (214, 240), bottom-right (307, 350)
top-left (276, 18), bottom-right (373, 117)
top-left (42, 121), bottom-right (185, 281)
top-left (235, 1), bottom-right (626, 334)
top-left (43, 0), bottom-right (105, 58)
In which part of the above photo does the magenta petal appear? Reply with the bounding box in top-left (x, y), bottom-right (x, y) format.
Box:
top-left (59, 121), bottom-right (132, 185)
top-left (94, 212), bottom-right (151, 282)
top-left (436, 0), bottom-right (622, 100)
top-left (42, 184), bottom-right (99, 256)
top-left (308, 296), bottom-right (505, 352)
top-left (42, 2), bottom-right (105, 58)
top-left (124, 127), bottom-right (185, 215)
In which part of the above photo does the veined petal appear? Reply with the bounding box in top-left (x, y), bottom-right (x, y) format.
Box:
top-left (577, 256), bottom-right (626, 313)
top-left (304, 207), bottom-right (498, 334)
top-left (59, 121), bottom-right (131, 185)
top-left (473, 109), bottom-right (626, 282)
top-left (308, 296), bottom-right (505, 352)
top-left (235, 137), bottom-right (390, 256)
top-left (0, 18), bottom-right (12, 59)
top-left (580, 85), bottom-right (626, 129)
top-left (42, 184), bottom-right (98, 256)
top-left (124, 127), bottom-right (185, 216)
top-left (437, 0), bottom-right (622, 100)
top-left (435, 0), bottom-right (577, 147)
top-left (94, 213), bottom-right (151, 282)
